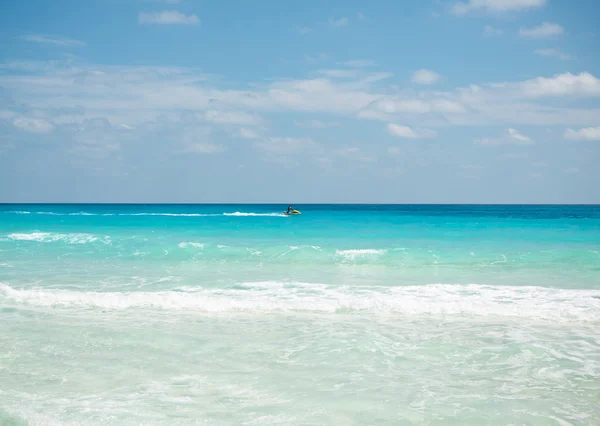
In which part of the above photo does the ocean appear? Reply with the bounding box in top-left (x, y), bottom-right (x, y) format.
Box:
top-left (1, 204), bottom-right (599, 425)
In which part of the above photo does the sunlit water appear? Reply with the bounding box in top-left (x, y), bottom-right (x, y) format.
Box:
top-left (1, 204), bottom-right (599, 425)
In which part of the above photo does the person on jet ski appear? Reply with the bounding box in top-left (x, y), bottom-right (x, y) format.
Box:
top-left (287, 205), bottom-right (293, 214)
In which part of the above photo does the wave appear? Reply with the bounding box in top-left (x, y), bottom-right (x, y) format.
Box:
top-left (336, 249), bottom-right (387, 260)
top-left (223, 212), bottom-right (287, 217)
top-left (4, 211), bottom-right (286, 217)
top-left (6, 232), bottom-right (110, 244)
top-left (125, 213), bottom-right (218, 217)
top-left (1, 282), bottom-right (598, 323)
top-left (178, 242), bottom-right (205, 249)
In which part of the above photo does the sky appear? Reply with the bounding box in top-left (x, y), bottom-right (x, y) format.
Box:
top-left (0, 0), bottom-right (599, 203)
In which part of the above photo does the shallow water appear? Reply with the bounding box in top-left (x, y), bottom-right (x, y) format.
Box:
top-left (1, 204), bottom-right (599, 425)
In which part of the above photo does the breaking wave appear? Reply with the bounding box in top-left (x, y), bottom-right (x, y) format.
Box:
top-left (1, 282), bottom-right (598, 323)
top-left (6, 232), bottom-right (110, 244)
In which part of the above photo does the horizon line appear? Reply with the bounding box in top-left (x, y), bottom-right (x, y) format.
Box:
top-left (1, 202), bottom-right (599, 206)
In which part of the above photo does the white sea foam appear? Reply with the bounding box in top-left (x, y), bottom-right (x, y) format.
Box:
top-left (223, 212), bottom-right (286, 217)
top-left (124, 213), bottom-right (217, 217)
top-left (1, 282), bottom-right (598, 323)
top-left (5, 210), bottom-right (286, 218)
top-left (178, 242), bottom-right (205, 249)
top-left (6, 232), bottom-right (110, 244)
top-left (335, 249), bottom-right (387, 260)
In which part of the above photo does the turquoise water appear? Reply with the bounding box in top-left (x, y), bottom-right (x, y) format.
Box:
top-left (1, 204), bottom-right (599, 425)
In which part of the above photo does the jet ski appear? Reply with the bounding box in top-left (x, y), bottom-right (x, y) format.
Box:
top-left (283, 210), bottom-right (301, 215)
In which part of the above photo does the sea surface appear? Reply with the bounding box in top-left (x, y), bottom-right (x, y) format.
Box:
top-left (1, 204), bottom-right (599, 425)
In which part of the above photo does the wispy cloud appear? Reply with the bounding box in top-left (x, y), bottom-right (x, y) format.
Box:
top-left (297, 26), bottom-right (313, 35)
top-left (255, 137), bottom-right (319, 156)
top-left (304, 53), bottom-right (327, 63)
top-left (183, 143), bottom-right (225, 154)
top-left (2, 59), bottom-right (600, 147)
top-left (12, 117), bottom-right (54, 134)
top-left (138, 10), bottom-right (200, 25)
top-left (534, 48), bottom-right (573, 60)
top-left (202, 110), bottom-right (263, 126)
top-left (411, 69), bottom-right (441, 85)
top-left (20, 34), bottom-right (85, 47)
top-left (344, 59), bottom-right (377, 68)
top-left (237, 128), bottom-right (260, 140)
top-left (329, 17), bottom-right (349, 27)
top-left (483, 25), bottom-right (503, 37)
top-left (564, 126), bottom-right (600, 141)
top-left (474, 128), bottom-right (534, 145)
top-left (318, 69), bottom-right (360, 78)
top-left (519, 22), bottom-right (563, 38)
top-left (452, 0), bottom-right (546, 15)
top-left (387, 123), bottom-right (437, 139)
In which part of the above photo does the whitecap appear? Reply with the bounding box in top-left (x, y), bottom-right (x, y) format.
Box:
top-left (2, 282), bottom-right (598, 323)
top-left (335, 249), bottom-right (387, 260)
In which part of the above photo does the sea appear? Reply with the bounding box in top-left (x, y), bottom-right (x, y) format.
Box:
top-left (1, 204), bottom-right (599, 425)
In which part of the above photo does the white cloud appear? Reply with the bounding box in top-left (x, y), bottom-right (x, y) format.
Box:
top-left (534, 48), bottom-right (573, 60)
top-left (411, 69), bottom-right (441, 85)
top-left (564, 126), bottom-right (600, 141)
top-left (387, 123), bottom-right (437, 139)
top-left (507, 127), bottom-right (533, 143)
top-left (519, 22), bottom-right (563, 38)
top-left (483, 25), bottom-right (503, 37)
top-left (318, 69), bottom-right (360, 78)
top-left (237, 128), bottom-right (260, 139)
top-left (359, 97), bottom-right (466, 118)
top-left (12, 117), bottom-right (54, 133)
top-left (329, 17), bottom-right (349, 27)
top-left (474, 128), bottom-right (534, 145)
top-left (138, 10), bottom-right (199, 25)
top-left (2, 59), bottom-right (600, 140)
top-left (21, 34), bottom-right (85, 47)
top-left (564, 167), bottom-right (580, 174)
top-left (521, 72), bottom-right (600, 97)
top-left (202, 110), bottom-right (262, 126)
top-left (452, 0), bottom-right (546, 15)
top-left (344, 59), bottom-right (376, 68)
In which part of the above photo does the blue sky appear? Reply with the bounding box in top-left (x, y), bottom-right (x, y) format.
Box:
top-left (0, 0), bottom-right (599, 203)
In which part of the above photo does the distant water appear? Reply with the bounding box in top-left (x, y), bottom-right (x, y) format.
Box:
top-left (1, 204), bottom-right (599, 425)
